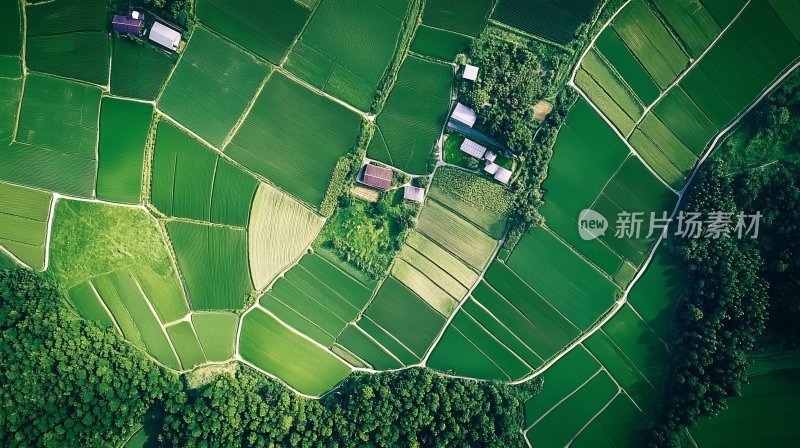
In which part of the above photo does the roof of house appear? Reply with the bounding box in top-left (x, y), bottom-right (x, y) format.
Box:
top-left (463, 64), bottom-right (479, 81)
top-left (485, 151), bottom-right (496, 162)
top-left (451, 103), bottom-right (477, 128)
top-left (361, 164), bottom-right (393, 190)
top-left (460, 138), bottom-right (487, 159)
top-left (403, 186), bottom-right (425, 203)
top-left (494, 166), bottom-right (513, 184)
top-left (484, 161), bottom-right (499, 175)
top-left (149, 22), bottom-right (181, 50)
top-left (112, 15), bottom-right (143, 35)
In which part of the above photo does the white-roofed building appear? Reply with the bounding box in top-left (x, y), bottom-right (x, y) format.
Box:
top-left (403, 186), bottom-right (425, 203)
top-left (451, 102), bottom-right (477, 128)
top-left (463, 64), bottom-right (479, 81)
top-left (460, 138), bottom-right (487, 159)
top-left (494, 166), bottom-right (513, 184)
top-left (485, 151), bottom-right (497, 162)
top-left (484, 161), bottom-right (499, 175)
top-left (149, 22), bottom-right (181, 51)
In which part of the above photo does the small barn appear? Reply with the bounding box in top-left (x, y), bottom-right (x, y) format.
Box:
top-left (359, 164), bottom-right (392, 190)
top-left (494, 166), bottom-right (513, 184)
top-left (112, 13), bottom-right (143, 36)
top-left (460, 138), bottom-right (487, 159)
top-left (403, 186), bottom-right (425, 203)
top-left (484, 161), bottom-right (499, 175)
top-left (462, 64), bottom-right (479, 81)
top-left (149, 22), bottom-right (182, 51)
top-left (485, 151), bottom-right (497, 162)
top-left (451, 103), bottom-right (477, 128)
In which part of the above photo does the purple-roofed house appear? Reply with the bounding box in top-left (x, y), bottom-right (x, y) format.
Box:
top-left (112, 12), bottom-right (143, 36)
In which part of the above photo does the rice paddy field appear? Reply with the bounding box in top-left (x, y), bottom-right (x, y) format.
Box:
top-left (196, 0), bottom-right (311, 65)
top-left (25, 0), bottom-right (109, 85)
top-left (0, 181), bottom-right (52, 270)
top-left (492, 0), bottom-right (601, 45)
top-left (151, 121), bottom-right (258, 226)
top-left (0, 0), bottom-right (22, 79)
top-left (110, 37), bottom-right (175, 101)
top-left (367, 56), bottom-right (452, 174)
top-left (225, 72), bottom-right (363, 207)
top-left (158, 26), bottom-right (271, 147)
top-left (410, 0), bottom-right (493, 61)
top-left (96, 98), bottom-right (152, 204)
top-left (167, 221), bottom-right (252, 310)
top-left (191, 312), bottom-right (238, 362)
top-left (417, 199), bottom-right (497, 270)
top-left (285, 0), bottom-right (411, 110)
top-left (248, 183), bottom-right (324, 290)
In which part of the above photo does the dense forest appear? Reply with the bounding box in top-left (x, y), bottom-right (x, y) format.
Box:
top-left (0, 269), bottom-right (535, 446)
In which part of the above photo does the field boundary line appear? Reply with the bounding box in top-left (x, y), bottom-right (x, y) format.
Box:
top-left (153, 26), bottom-right (195, 105)
top-left (221, 70), bottom-right (273, 150)
top-left (581, 335), bottom-right (649, 413)
top-left (567, 391), bottom-right (623, 447)
top-left (470, 293), bottom-right (548, 364)
top-left (625, 301), bottom-right (671, 348)
top-left (278, 0), bottom-right (323, 68)
top-left (459, 308), bottom-right (536, 372)
top-left (524, 368), bottom-right (605, 432)
top-left (0, 243), bottom-right (32, 271)
top-left (358, 314), bottom-right (422, 363)
top-left (87, 280), bottom-right (123, 335)
top-left (352, 323), bottom-right (406, 367)
top-left (448, 319), bottom-right (517, 380)
top-left (131, 274), bottom-right (183, 367)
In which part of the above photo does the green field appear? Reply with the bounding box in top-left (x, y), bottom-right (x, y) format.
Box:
top-left (594, 27), bottom-right (660, 105)
top-left (0, 77), bottom-right (21, 144)
top-left (691, 366), bottom-right (800, 446)
top-left (166, 321), bottom-right (206, 370)
top-left (417, 200), bottom-right (497, 270)
top-left (626, 249), bottom-right (687, 342)
top-left (404, 232), bottom-right (479, 286)
top-left (410, 0), bottom-right (492, 60)
top-left (367, 55), bottom-right (452, 174)
top-left (653, 0), bottom-right (721, 58)
top-left (158, 26), bottom-right (270, 147)
top-left (239, 308), bottom-right (352, 396)
top-left (362, 277), bottom-right (446, 359)
top-left (335, 325), bottom-right (403, 370)
top-left (151, 121), bottom-right (258, 225)
top-left (49, 200), bottom-right (189, 323)
top-left (630, 114), bottom-right (698, 188)
top-left (410, 26), bottom-right (473, 62)
top-left (196, 0), bottom-right (311, 64)
top-left (570, 393), bottom-right (644, 447)
top-left (0, 0), bottom-right (22, 79)
top-left (25, 0), bottom-right (109, 85)
top-left (285, 0), bottom-right (411, 110)
top-left (248, 183), bottom-right (323, 290)
top-left (110, 37), bottom-right (175, 101)
top-left (167, 221), bottom-right (252, 310)
top-left (96, 98), bottom-right (152, 204)
top-left (390, 261), bottom-right (458, 316)
top-left (0, 181), bottom-right (52, 270)
top-left (226, 72), bottom-right (362, 207)
top-left (613, 0), bottom-right (689, 89)
top-left (680, 0), bottom-right (800, 129)
top-left (577, 49), bottom-right (643, 135)
top-left (492, 0), bottom-right (600, 45)
top-left (650, 86), bottom-right (718, 155)
top-left (192, 312), bottom-right (238, 362)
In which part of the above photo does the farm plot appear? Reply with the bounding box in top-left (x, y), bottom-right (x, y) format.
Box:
top-left (25, 0), bottom-right (109, 85)
top-left (701, 0), bottom-right (746, 26)
top-left (258, 253), bottom-right (369, 346)
top-left (167, 222), bottom-right (252, 310)
top-left (626, 248), bottom-right (687, 343)
top-left (360, 277), bottom-right (446, 361)
top-left (158, 26), bottom-right (270, 147)
top-left (612, 0), bottom-right (689, 89)
top-left (690, 367), bottom-right (800, 446)
top-left (570, 393), bottom-right (645, 448)
top-left (196, 0), bottom-right (311, 65)
top-left (410, 0), bottom-right (493, 60)
top-left (650, 86), bottom-right (717, 156)
top-left (576, 48), bottom-right (644, 136)
top-left (225, 72), bottom-right (362, 207)
top-left (248, 183), bottom-right (324, 290)
top-left (285, 0), bottom-right (411, 111)
top-left (653, 0), bottom-right (721, 58)
top-left (629, 114), bottom-right (699, 188)
top-left (49, 200), bottom-right (189, 323)
top-left (505, 227), bottom-right (619, 330)
top-left (5, 73), bottom-right (100, 196)
top-left (539, 100), bottom-right (629, 276)
top-left (151, 121), bottom-right (258, 226)
top-left (594, 27), bottom-right (660, 106)
top-left (367, 56), bottom-right (452, 174)
top-left (96, 98), bottom-right (152, 204)
top-left (417, 200), bottom-right (497, 270)
top-left (0, 181), bottom-right (52, 270)
top-left (0, 77), bottom-right (21, 145)
top-left (71, 270), bottom-right (181, 370)
top-left (679, 0), bottom-right (800, 129)
top-left (239, 308), bottom-right (352, 396)
top-left (110, 37), bottom-right (175, 101)
top-left (192, 312), bottom-right (238, 361)
top-left (492, 0), bottom-right (600, 45)
top-left (334, 325), bottom-right (403, 370)
top-left (0, 0), bottom-right (22, 79)
top-left (166, 321), bottom-right (206, 370)
top-left (428, 167), bottom-right (513, 239)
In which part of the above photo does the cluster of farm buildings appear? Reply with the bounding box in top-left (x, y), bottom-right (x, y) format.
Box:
top-left (112, 10), bottom-right (182, 51)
